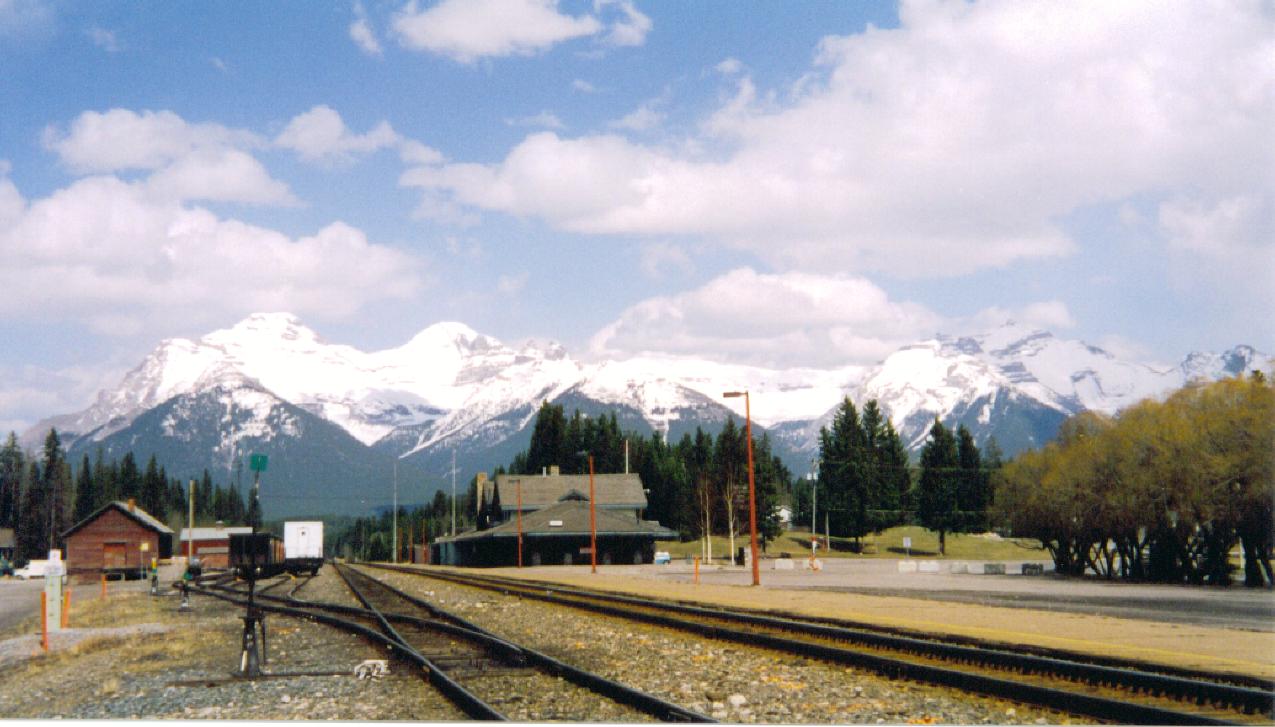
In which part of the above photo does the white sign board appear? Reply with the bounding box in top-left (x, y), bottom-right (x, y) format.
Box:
top-left (902, 537), bottom-right (912, 549)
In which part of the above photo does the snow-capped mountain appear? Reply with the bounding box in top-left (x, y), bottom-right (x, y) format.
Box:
top-left (778, 324), bottom-right (1266, 455)
top-left (27, 313), bottom-right (1267, 516)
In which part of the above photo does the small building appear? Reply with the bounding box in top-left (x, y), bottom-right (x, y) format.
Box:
top-left (431, 493), bottom-right (676, 567)
top-left (178, 524), bottom-right (253, 569)
top-left (61, 500), bottom-right (174, 581)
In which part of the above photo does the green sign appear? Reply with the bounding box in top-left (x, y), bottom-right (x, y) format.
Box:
top-left (249, 453), bottom-right (268, 472)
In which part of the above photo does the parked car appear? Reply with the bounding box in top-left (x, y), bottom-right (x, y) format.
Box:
top-left (653, 551), bottom-right (671, 565)
top-left (14, 559), bottom-right (49, 579)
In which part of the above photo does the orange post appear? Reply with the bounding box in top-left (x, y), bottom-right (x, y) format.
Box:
top-left (61, 589), bottom-right (69, 629)
top-left (100, 573), bottom-right (107, 600)
top-left (693, 556), bottom-right (700, 584)
top-left (40, 591), bottom-right (48, 651)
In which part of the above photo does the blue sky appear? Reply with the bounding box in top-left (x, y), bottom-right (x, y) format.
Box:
top-left (1, 0), bottom-right (1271, 432)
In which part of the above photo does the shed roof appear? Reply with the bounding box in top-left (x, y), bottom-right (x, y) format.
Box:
top-left (493, 473), bottom-right (646, 509)
top-left (61, 501), bottom-right (174, 539)
top-left (179, 526), bottom-right (253, 541)
top-left (448, 500), bottom-right (675, 542)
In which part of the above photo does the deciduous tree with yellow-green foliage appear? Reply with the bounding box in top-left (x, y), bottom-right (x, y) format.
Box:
top-left (995, 371), bottom-right (1274, 587)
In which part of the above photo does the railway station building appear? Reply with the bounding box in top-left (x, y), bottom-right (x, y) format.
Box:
top-left (61, 499), bottom-right (174, 581)
top-left (430, 468), bottom-right (675, 567)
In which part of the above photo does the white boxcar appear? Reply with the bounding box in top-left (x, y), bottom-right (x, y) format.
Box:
top-left (283, 521), bottom-right (324, 575)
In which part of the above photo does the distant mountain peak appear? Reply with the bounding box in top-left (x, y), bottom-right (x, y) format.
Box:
top-left (206, 312), bottom-right (321, 346)
top-left (403, 321), bottom-right (493, 353)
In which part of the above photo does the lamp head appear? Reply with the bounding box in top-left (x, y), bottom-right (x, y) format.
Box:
top-left (722, 391), bottom-right (744, 398)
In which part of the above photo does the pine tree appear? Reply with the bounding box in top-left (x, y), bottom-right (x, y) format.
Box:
top-left (118, 452), bottom-right (141, 502)
top-left (525, 402), bottom-right (567, 475)
top-left (91, 447), bottom-right (114, 506)
top-left (17, 460), bottom-right (42, 560)
top-left (956, 425), bottom-right (987, 531)
top-left (141, 455), bottom-right (166, 517)
top-left (0, 432), bottom-right (23, 529)
top-left (198, 470), bottom-right (214, 518)
top-left (41, 430), bottom-right (71, 552)
top-left (916, 419), bottom-right (960, 555)
top-left (73, 454), bottom-right (96, 522)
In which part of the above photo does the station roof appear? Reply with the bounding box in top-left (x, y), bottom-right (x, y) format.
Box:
top-left (492, 472), bottom-right (647, 509)
top-left (446, 500), bottom-right (675, 542)
top-left (62, 500), bottom-right (174, 539)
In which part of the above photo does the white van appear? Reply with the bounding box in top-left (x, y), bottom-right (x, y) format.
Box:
top-left (14, 560), bottom-right (49, 579)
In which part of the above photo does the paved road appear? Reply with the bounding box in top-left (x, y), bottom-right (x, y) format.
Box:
top-left (0, 579), bottom-right (44, 634)
top-left (657, 558), bottom-right (1275, 632)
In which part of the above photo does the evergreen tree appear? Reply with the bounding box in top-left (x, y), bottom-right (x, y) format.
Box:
top-left (0, 432), bottom-right (23, 529)
top-left (140, 455), bottom-right (166, 517)
top-left (525, 402), bottom-right (567, 475)
top-left (41, 430), bottom-right (71, 552)
top-left (881, 419), bottom-right (912, 520)
top-left (73, 454), bottom-right (96, 522)
top-left (916, 419), bottom-right (961, 555)
top-left (197, 470), bottom-right (214, 518)
top-left (17, 460), bottom-right (42, 559)
top-left (118, 452), bottom-right (141, 502)
top-left (91, 447), bottom-right (115, 506)
top-left (955, 425), bottom-right (988, 531)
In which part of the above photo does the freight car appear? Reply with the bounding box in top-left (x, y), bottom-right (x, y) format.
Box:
top-left (228, 532), bottom-right (286, 580)
top-left (283, 521), bottom-right (324, 576)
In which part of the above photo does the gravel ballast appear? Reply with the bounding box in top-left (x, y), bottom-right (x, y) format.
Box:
top-left (0, 568), bottom-right (1074, 722)
top-left (369, 567), bottom-right (1074, 724)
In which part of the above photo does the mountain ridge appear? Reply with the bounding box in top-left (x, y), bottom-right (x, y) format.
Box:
top-left (24, 313), bottom-right (1269, 516)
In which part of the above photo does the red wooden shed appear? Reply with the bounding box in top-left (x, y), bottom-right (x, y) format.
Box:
top-left (61, 500), bottom-right (174, 581)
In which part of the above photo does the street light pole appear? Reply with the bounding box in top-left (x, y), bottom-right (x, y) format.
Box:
top-left (392, 460), bottom-right (398, 564)
top-left (723, 390), bottom-right (760, 586)
top-left (588, 455), bottom-right (597, 574)
top-left (456, 446), bottom-right (461, 538)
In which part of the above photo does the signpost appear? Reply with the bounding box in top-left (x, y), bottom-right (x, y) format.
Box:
top-left (903, 536), bottom-right (912, 558)
top-left (44, 549), bottom-right (65, 634)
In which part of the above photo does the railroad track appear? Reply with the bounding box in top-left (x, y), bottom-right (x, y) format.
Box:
top-left (331, 563), bottom-right (712, 722)
top-left (365, 564), bottom-right (1274, 726)
top-left (192, 565), bottom-right (712, 722)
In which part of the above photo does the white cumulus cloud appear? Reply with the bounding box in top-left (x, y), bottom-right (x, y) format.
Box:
top-left (42, 108), bottom-right (295, 206)
top-left (590, 268), bottom-right (945, 367)
top-left (405, 2), bottom-right (1273, 282)
top-left (392, 0), bottom-right (602, 63)
top-left (274, 105), bottom-right (401, 164)
top-left (0, 174), bottom-right (422, 334)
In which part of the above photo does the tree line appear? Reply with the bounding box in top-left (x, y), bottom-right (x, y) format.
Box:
top-left (0, 429), bottom-right (251, 562)
top-left (995, 372), bottom-right (1273, 586)
top-left (798, 398), bottom-right (998, 555)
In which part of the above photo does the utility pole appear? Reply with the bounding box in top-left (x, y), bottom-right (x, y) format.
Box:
top-left (392, 460), bottom-right (398, 564)
top-left (450, 449), bottom-right (457, 537)
top-left (188, 479), bottom-right (195, 563)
